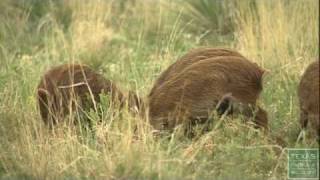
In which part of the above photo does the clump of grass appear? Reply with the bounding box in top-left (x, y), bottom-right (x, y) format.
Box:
top-left (182, 0), bottom-right (235, 44)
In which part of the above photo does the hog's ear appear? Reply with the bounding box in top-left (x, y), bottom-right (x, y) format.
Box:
top-left (215, 93), bottom-right (234, 116)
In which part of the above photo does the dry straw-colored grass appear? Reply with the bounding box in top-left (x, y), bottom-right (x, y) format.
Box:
top-left (234, 0), bottom-right (319, 69)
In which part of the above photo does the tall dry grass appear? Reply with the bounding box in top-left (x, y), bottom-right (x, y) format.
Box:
top-left (234, 0), bottom-right (319, 68)
top-left (231, 0), bottom-right (319, 142)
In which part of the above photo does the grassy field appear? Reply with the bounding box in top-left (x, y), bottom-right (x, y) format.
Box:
top-left (0, 0), bottom-right (319, 179)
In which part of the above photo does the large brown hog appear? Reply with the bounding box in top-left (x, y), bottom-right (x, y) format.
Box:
top-left (148, 49), bottom-right (268, 132)
top-left (298, 60), bottom-right (319, 137)
top-left (37, 64), bottom-right (141, 127)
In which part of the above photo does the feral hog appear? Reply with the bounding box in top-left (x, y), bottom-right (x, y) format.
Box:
top-left (149, 48), bottom-right (245, 97)
top-left (37, 64), bottom-right (140, 127)
top-left (298, 60), bottom-right (319, 137)
top-left (148, 55), bottom-right (267, 132)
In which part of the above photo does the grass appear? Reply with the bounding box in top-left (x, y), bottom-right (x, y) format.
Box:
top-left (0, 0), bottom-right (319, 179)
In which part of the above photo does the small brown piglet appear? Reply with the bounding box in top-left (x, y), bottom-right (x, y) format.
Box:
top-left (37, 64), bottom-right (140, 127)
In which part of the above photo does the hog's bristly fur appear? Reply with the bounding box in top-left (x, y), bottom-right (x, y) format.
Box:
top-left (149, 48), bottom-right (245, 97)
top-left (148, 48), bottom-right (267, 132)
top-left (298, 60), bottom-right (319, 137)
top-left (37, 64), bottom-right (141, 127)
